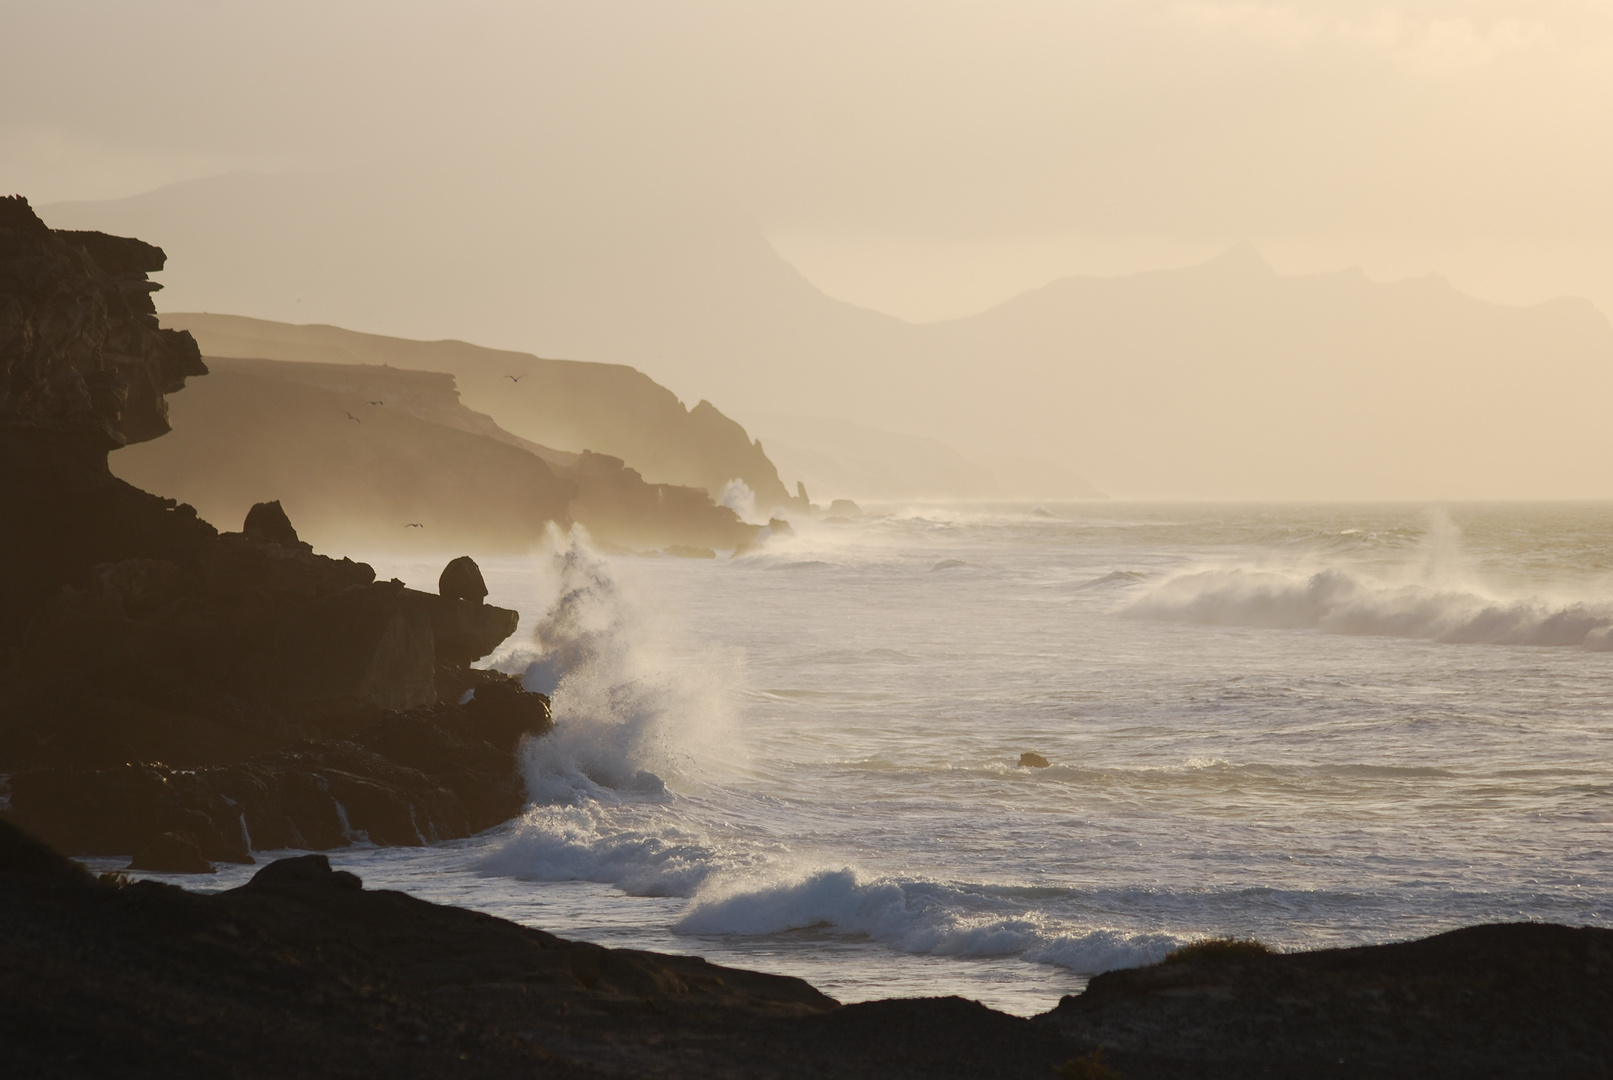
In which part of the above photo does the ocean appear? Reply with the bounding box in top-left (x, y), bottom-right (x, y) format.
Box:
top-left (108, 503), bottom-right (1613, 1016)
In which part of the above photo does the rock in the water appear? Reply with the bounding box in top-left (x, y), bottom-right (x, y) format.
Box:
top-left (438, 555), bottom-right (488, 602)
top-left (827, 499), bottom-right (862, 518)
top-left (768, 517), bottom-right (795, 537)
top-left (128, 831), bottom-right (215, 874)
top-left (1018, 752), bottom-right (1051, 768)
top-left (242, 500), bottom-right (302, 547)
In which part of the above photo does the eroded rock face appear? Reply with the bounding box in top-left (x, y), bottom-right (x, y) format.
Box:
top-left (0, 195), bottom-right (205, 449)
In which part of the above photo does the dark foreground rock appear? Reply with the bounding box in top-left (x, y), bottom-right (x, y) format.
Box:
top-left (1040, 926), bottom-right (1613, 1079)
top-left (4, 822), bottom-right (1612, 1079)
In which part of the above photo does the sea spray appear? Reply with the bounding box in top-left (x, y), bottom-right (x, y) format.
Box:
top-left (1122, 510), bottom-right (1613, 650)
top-left (508, 525), bottom-right (744, 805)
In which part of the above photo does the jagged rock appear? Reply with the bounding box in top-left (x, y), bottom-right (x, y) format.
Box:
top-left (127, 831), bottom-right (215, 875)
top-left (0, 196), bottom-right (205, 449)
top-left (242, 499), bottom-right (302, 547)
top-left (1018, 752), bottom-right (1051, 768)
top-left (438, 555), bottom-right (487, 602)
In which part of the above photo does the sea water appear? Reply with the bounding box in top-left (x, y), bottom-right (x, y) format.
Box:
top-left (117, 504), bottom-right (1613, 1016)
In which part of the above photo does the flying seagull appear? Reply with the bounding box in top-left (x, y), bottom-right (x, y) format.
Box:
top-left (405, 523), bottom-right (424, 528)
top-left (368, 400), bottom-right (383, 405)
top-left (505, 374), bottom-right (524, 383)
top-left (345, 412), bottom-right (360, 422)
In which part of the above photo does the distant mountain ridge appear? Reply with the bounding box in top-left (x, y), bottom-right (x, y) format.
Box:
top-left (46, 172), bottom-right (1613, 499)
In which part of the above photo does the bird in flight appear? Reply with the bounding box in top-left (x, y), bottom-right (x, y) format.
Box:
top-left (368, 400), bottom-right (383, 406)
top-left (405, 523), bottom-right (424, 528)
top-left (345, 412), bottom-right (360, 422)
top-left (505, 374), bottom-right (524, 383)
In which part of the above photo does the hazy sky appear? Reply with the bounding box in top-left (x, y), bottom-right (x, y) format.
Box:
top-left (5, 0), bottom-right (1612, 321)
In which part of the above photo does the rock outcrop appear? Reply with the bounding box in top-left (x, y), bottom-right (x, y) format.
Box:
top-left (0, 195), bottom-right (206, 449)
top-left (0, 199), bottom-right (549, 867)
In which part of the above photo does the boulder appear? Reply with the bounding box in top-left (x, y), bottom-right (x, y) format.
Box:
top-left (242, 500), bottom-right (302, 547)
top-left (438, 555), bottom-right (488, 602)
top-left (245, 853), bottom-right (361, 891)
top-left (127, 831), bottom-right (215, 875)
top-left (1018, 752), bottom-right (1051, 768)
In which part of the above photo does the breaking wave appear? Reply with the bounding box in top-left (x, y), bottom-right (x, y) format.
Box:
top-left (676, 868), bottom-right (1184, 973)
top-left (502, 525), bottom-right (743, 806)
top-left (1123, 567), bottom-right (1613, 650)
top-left (1123, 512), bottom-right (1613, 650)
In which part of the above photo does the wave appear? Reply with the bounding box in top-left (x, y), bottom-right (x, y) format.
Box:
top-left (1123, 566), bottom-right (1613, 650)
top-left (506, 525), bottom-right (742, 805)
top-left (477, 803), bottom-right (729, 897)
top-left (675, 867), bottom-right (1185, 973)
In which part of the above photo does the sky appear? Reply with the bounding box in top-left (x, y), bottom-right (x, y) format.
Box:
top-left (4, 0), bottom-right (1612, 322)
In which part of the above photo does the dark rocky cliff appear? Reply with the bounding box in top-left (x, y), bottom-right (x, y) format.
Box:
top-left (0, 198), bottom-right (550, 869)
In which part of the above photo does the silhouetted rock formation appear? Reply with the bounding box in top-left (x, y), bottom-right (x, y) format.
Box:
top-left (0, 195), bottom-right (205, 449)
top-left (242, 498), bottom-right (301, 546)
top-left (0, 201), bottom-right (549, 866)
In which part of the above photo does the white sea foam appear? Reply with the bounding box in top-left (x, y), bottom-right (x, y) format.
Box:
top-left (505, 526), bottom-right (742, 805)
top-left (478, 803), bottom-right (727, 897)
top-left (1124, 566), bottom-right (1613, 649)
top-left (1123, 512), bottom-right (1613, 649)
top-left (676, 868), bottom-right (1186, 972)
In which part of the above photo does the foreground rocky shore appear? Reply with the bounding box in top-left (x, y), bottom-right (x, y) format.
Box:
top-left (3, 821), bottom-right (1609, 1079)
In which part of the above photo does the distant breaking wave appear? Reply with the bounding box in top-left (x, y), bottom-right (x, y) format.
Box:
top-left (1123, 566), bottom-right (1613, 650)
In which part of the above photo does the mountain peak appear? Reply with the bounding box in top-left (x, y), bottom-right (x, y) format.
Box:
top-left (1203, 241), bottom-right (1275, 276)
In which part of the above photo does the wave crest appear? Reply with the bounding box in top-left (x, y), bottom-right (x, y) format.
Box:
top-left (1124, 566), bottom-right (1613, 650)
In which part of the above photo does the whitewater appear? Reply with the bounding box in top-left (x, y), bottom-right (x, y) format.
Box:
top-left (112, 503), bottom-right (1613, 1015)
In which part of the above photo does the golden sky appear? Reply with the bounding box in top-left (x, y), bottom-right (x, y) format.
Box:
top-left (5, 1), bottom-right (1612, 321)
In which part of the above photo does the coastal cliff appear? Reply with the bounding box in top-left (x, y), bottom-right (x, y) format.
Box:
top-left (160, 312), bottom-right (799, 512)
top-left (0, 197), bottom-right (550, 868)
top-left (111, 354), bottom-right (761, 554)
